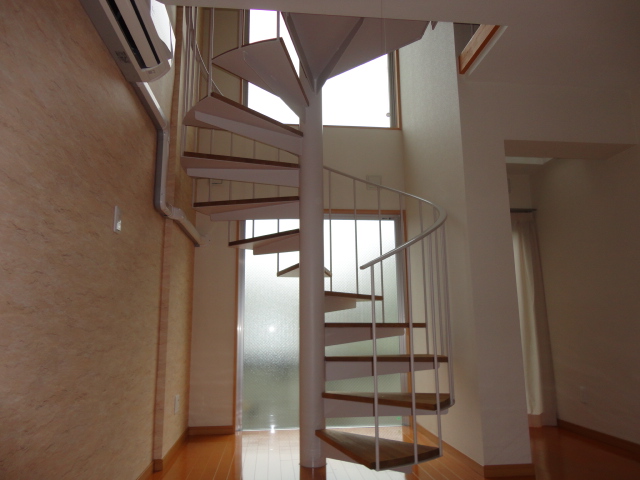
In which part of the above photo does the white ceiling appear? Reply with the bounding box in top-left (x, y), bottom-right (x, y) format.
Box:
top-left (169, 0), bottom-right (640, 89)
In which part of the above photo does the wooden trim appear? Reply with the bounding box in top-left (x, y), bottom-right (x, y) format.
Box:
top-left (528, 414), bottom-right (544, 428)
top-left (511, 208), bottom-right (536, 213)
top-left (323, 125), bottom-right (402, 131)
top-left (484, 463), bottom-right (536, 477)
top-left (135, 463), bottom-right (153, 480)
top-left (558, 420), bottom-right (640, 461)
top-left (417, 424), bottom-right (535, 478)
top-left (189, 425), bottom-right (236, 436)
top-left (393, 50), bottom-right (402, 130)
top-left (458, 25), bottom-right (500, 74)
top-left (233, 233), bottom-right (240, 431)
top-left (152, 428), bottom-right (188, 472)
top-left (324, 209), bottom-right (402, 216)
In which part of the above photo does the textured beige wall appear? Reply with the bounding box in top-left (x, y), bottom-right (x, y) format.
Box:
top-left (531, 146), bottom-right (640, 444)
top-left (0, 1), bottom-right (163, 479)
top-left (163, 223), bottom-right (195, 454)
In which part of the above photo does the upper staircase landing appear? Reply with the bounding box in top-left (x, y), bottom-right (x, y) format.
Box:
top-left (213, 38), bottom-right (308, 118)
top-left (183, 92), bottom-right (303, 155)
top-left (283, 13), bottom-right (430, 91)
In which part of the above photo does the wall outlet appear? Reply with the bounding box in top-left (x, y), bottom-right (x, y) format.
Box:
top-left (174, 394), bottom-right (180, 414)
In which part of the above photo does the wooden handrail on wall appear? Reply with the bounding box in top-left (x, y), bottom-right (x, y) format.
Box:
top-left (458, 24), bottom-right (500, 74)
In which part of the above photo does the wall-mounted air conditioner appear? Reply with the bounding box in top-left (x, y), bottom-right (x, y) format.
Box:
top-left (81, 0), bottom-right (175, 83)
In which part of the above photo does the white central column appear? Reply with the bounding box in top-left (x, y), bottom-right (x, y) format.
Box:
top-left (298, 89), bottom-right (326, 468)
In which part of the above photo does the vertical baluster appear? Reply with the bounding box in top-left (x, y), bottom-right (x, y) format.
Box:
top-left (353, 179), bottom-right (359, 294)
top-left (441, 224), bottom-right (454, 404)
top-left (370, 269), bottom-right (380, 471)
top-left (377, 187), bottom-right (386, 323)
top-left (429, 234), bottom-right (444, 457)
top-left (405, 244), bottom-right (418, 464)
top-left (419, 203), bottom-right (431, 356)
top-left (208, 8), bottom-right (214, 96)
top-left (434, 208), bottom-right (445, 358)
top-left (328, 171), bottom-right (333, 292)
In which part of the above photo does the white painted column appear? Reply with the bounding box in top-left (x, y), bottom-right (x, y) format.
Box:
top-left (298, 89), bottom-right (326, 468)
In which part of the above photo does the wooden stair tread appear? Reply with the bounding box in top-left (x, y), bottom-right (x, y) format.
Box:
top-left (195, 196), bottom-right (299, 208)
top-left (325, 354), bottom-right (448, 363)
top-left (229, 229), bottom-right (299, 249)
top-left (325, 291), bottom-right (382, 301)
top-left (182, 151), bottom-right (299, 171)
top-left (325, 322), bottom-right (426, 329)
top-left (323, 392), bottom-right (451, 411)
top-left (316, 429), bottom-right (439, 470)
top-left (193, 196), bottom-right (299, 217)
top-left (213, 38), bottom-right (308, 117)
top-left (277, 263), bottom-right (331, 277)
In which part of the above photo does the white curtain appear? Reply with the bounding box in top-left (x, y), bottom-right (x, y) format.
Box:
top-left (511, 212), bottom-right (557, 426)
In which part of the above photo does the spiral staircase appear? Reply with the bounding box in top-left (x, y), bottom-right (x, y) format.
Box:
top-left (178, 7), bottom-right (454, 474)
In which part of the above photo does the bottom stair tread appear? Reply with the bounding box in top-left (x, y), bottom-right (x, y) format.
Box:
top-left (323, 392), bottom-right (451, 411)
top-left (316, 429), bottom-right (440, 470)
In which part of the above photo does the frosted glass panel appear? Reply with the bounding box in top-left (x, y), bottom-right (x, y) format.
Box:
top-left (243, 220), bottom-right (300, 430)
top-left (242, 218), bottom-right (403, 430)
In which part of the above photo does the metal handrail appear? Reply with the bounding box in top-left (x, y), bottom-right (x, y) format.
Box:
top-left (322, 165), bottom-right (447, 270)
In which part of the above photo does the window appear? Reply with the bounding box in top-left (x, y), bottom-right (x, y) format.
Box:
top-left (245, 10), bottom-right (397, 128)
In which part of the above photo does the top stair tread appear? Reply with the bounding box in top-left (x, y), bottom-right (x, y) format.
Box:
top-left (283, 12), bottom-right (430, 90)
top-left (316, 429), bottom-right (439, 470)
top-left (183, 92), bottom-right (303, 138)
top-left (213, 38), bottom-right (308, 117)
top-left (182, 151), bottom-right (299, 171)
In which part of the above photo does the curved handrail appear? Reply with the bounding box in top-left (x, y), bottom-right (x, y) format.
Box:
top-left (323, 166), bottom-right (448, 270)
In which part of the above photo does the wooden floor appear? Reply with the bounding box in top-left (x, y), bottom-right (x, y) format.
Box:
top-left (151, 426), bottom-right (640, 480)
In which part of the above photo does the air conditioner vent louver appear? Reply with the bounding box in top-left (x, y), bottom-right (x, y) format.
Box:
top-left (81, 0), bottom-right (174, 82)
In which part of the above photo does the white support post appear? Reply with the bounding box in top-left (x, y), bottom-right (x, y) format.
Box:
top-left (298, 89), bottom-right (325, 469)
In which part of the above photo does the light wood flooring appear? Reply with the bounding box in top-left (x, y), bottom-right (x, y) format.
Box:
top-left (151, 426), bottom-right (640, 480)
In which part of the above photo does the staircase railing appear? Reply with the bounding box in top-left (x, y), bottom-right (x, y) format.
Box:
top-left (324, 166), bottom-right (453, 470)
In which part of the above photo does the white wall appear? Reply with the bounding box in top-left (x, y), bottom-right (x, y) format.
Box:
top-left (401, 23), bottom-right (510, 466)
top-left (531, 141), bottom-right (640, 444)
